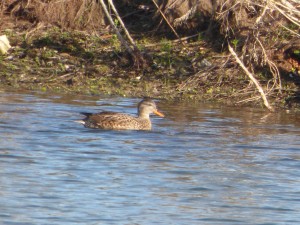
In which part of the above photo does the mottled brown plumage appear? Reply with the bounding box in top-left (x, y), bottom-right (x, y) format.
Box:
top-left (78, 98), bottom-right (164, 130)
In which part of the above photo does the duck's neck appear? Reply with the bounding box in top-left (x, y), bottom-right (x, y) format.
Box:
top-left (138, 112), bottom-right (150, 119)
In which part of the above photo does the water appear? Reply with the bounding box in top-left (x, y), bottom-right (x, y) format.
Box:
top-left (0, 90), bottom-right (300, 225)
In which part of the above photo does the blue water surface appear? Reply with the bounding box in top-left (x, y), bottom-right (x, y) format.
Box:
top-left (0, 91), bottom-right (300, 225)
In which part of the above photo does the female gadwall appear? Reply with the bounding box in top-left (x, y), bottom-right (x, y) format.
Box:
top-left (77, 98), bottom-right (164, 130)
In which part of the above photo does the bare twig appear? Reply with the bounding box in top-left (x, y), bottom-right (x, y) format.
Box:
top-left (99, 0), bottom-right (145, 67)
top-left (228, 44), bottom-right (274, 112)
top-left (151, 0), bottom-right (181, 39)
top-left (236, 95), bottom-right (261, 104)
top-left (270, 1), bottom-right (300, 26)
top-left (279, 22), bottom-right (300, 37)
top-left (254, 36), bottom-right (282, 91)
top-left (99, 0), bottom-right (132, 54)
top-left (143, 33), bottom-right (199, 47)
top-left (107, 0), bottom-right (136, 47)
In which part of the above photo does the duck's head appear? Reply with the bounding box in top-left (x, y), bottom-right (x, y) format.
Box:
top-left (138, 98), bottom-right (164, 118)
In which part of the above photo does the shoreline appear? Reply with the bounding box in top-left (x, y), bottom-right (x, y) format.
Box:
top-left (0, 28), bottom-right (299, 111)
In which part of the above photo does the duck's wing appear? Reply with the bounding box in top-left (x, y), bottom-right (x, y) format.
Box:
top-left (83, 112), bottom-right (141, 129)
top-left (80, 111), bottom-right (117, 117)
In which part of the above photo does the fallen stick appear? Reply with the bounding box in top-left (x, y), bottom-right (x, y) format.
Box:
top-left (228, 44), bottom-right (274, 112)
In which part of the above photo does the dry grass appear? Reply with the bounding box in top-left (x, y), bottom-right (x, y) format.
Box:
top-left (1, 0), bottom-right (300, 108)
top-left (1, 0), bottom-right (105, 31)
top-left (160, 0), bottom-right (300, 108)
top-left (217, 0), bottom-right (299, 99)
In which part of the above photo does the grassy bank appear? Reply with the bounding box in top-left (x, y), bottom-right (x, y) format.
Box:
top-left (0, 26), bottom-right (299, 110)
top-left (1, 0), bottom-right (300, 111)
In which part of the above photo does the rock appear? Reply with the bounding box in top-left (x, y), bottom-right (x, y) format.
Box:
top-left (0, 35), bottom-right (11, 54)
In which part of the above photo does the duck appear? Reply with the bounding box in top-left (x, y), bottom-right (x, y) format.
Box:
top-left (77, 98), bottom-right (164, 130)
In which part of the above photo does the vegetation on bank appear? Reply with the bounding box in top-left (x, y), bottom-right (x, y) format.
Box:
top-left (0, 0), bottom-right (299, 110)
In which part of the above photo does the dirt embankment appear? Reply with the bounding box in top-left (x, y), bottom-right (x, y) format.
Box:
top-left (0, 0), bottom-right (299, 110)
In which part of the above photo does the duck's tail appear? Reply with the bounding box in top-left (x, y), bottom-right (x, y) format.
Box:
top-left (74, 120), bottom-right (85, 125)
top-left (80, 112), bottom-right (93, 117)
top-left (75, 112), bottom-right (92, 125)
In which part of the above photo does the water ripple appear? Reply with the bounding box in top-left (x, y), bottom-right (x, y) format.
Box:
top-left (0, 91), bottom-right (300, 224)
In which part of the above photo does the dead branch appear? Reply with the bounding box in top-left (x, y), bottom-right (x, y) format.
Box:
top-left (107, 0), bottom-right (136, 47)
top-left (99, 0), bottom-right (145, 67)
top-left (151, 0), bottom-right (180, 39)
top-left (99, 0), bottom-right (133, 54)
top-left (228, 44), bottom-right (274, 112)
top-left (173, 4), bottom-right (198, 27)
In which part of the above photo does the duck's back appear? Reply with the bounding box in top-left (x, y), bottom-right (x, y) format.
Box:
top-left (82, 112), bottom-right (151, 130)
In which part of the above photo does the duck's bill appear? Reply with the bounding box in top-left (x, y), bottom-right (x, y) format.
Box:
top-left (153, 110), bottom-right (165, 117)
